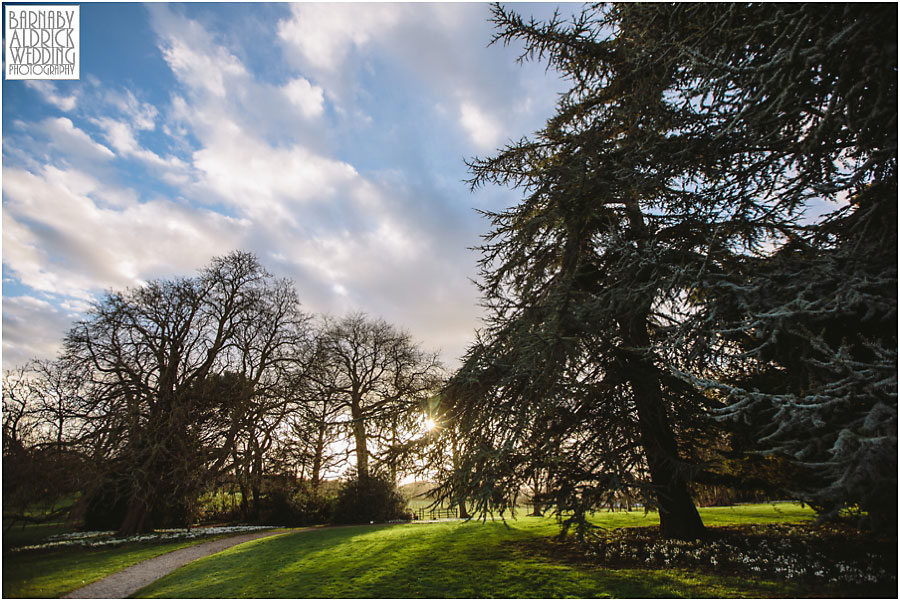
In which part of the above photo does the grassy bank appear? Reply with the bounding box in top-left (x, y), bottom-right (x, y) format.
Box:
top-left (137, 503), bottom-right (819, 598)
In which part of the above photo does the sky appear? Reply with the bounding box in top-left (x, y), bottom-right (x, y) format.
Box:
top-left (2, 2), bottom-right (574, 371)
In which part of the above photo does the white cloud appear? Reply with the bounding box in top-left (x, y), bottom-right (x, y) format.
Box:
top-left (2, 165), bottom-right (247, 300)
top-left (282, 76), bottom-right (325, 119)
top-left (162, 36), bottom-right (246, 97)
top-left (146, 5), bottom-right (417, 275)
top-left (190, 123), bottom-right (358, 222)
top-left (1, 296), bottom-right (75, 366)
top-left (149, 6), bottom-right (248, 99)
top-left (93, 116), bottom-right (188, 170)
top-left (105, 89), bottom-right (159, 130)
top-left (95, 117), bottom-right (136, 153)
top-left (275, 3), bottom-right (564, 154)
top-left (458, 101), bottom-right (504, 151)
top-left (25, 81), bottom-right (78, 111)
top-left (277, 3), bottom-right (404, 73)
top-left (35, 117), bottom-right (115, 162)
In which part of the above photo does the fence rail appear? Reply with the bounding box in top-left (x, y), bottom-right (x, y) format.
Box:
top-left (413, 506), bottom-right (458, 521)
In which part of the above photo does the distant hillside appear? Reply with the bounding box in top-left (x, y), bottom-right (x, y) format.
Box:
top-left (399, 481), bottom-right (437, 500)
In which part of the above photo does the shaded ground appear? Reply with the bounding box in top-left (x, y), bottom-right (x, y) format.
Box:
top-left (521, 521), bottom-right (897, 598)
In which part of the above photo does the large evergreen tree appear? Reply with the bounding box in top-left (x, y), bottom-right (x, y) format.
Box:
top-left (663, 3), bottom-right (897, 529)
top-left (442, 4), bottom-right (719, 539)
top-left (439, 3), bottom-right (896, 538)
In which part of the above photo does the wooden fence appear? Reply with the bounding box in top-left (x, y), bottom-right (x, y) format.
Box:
top-left (412, 506), bottom-right (458, 520)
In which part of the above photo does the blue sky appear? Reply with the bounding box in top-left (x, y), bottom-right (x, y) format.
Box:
top-left (2, 2), bottom-right (572, 370)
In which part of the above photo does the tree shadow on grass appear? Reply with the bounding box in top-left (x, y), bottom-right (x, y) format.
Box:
top-left (135, 522), bottom-right (790, 598)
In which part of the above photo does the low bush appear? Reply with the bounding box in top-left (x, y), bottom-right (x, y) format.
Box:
top-left (260, 480), bottom-right (334, 526)
top-left (331, 475), bottom-right (411, 524)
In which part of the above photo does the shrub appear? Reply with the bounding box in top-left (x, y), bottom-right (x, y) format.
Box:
top-left (259, 479), bottom-right (335, 526)
top-left (290, 485), bottom-right (335, 525)
top-left (331, 476), bottom-right (411, 525)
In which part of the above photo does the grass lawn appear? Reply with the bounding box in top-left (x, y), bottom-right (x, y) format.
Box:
top-left (136, 503), bottom-right (818, 598)
top-left (3, 521), bottom-right (72, 550)
top-left (3, 494), bottom-right (81, 550)
top-left (2, 535), bottom-right (235, 598)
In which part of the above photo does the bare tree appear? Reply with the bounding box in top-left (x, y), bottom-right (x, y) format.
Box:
top-left (278, 339), bottom-right (349, 489)
top-left (2, 363), bottom-right (87, 527)
top-left (62, 251), bottom-right (310, 534)
top-left (2, 367), bottom-right (40, 457)
top-left (316, 313), bottom-right (443, 480)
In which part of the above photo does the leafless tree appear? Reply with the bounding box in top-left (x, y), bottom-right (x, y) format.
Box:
top-left (2, 362), bottom-right (87, 527)
top-left (275, 338), bottom-right (350, 489)
top-left (316, 313), bottom-right (443, 481)
top-left (62, 251), bottom-right (311, 534)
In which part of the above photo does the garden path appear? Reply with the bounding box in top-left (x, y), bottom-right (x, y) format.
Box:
top-left (61, 528), bottom-right (298, 599)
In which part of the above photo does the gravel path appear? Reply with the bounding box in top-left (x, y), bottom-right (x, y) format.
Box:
top-left (62, 528), bottom-right (297, 599)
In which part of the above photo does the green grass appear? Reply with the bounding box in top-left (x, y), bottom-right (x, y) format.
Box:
top-left (2, 536), bottom-right (234, 598)
top-left (687, 502), bottom-right (814, 526)
top-left (3, 521), bottom-right (73, 549)
top-left (137, 503), bottom-right (814, 598)
top-left (3, 493), bottom-right (81, 549)
top-left (197, 489), bottom-right (243, 511)
top-left (406, 496), bottom-right (534, 516)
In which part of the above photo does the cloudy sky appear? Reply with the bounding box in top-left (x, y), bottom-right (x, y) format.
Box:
top-left (2, 2), bottom-right (572, 371)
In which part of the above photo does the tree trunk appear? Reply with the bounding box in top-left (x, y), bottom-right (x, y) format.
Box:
top-left (250, 436), bottom-right (262, 520)
top-left (118, 494), bottom-right (153, 536)
top-left (239, 481), bottom-right (249, 517)
top-left (311, 425), bottom-right (325, 492)
top-left (529, 474), bottom-right (544, 516)
top-left (632, 375), bottom-right (706, 539)
top-left (449, 428), bottom-right (470, 519)
top-left (351, 401), bottom-right (368, 478)
top-left (619, 310), bottom-right (706, 540)
top-left (251, 484), bottom-right (261, 521)
top-left (389, 418), bottom-right (398, 484)
top-left (616, 198), bottom-right (705, 540)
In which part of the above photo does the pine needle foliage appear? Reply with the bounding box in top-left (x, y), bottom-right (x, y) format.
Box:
top-left (664, 3), bottom-right (898, 531)
top-left (437, 3), bottom-right (896, 538)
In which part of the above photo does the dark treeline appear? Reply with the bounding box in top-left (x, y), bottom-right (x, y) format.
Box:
top-left (3, 252), bottom-right (444, 535)
top-left (425, 3), bottom-right (896, 539)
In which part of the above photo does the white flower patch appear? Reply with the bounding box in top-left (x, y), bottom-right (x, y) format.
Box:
top-left (582, 523), bottom-right (895, 589)
top-left (12, 525), bottom-right (278, 552)
top-left (46, 530), bottom-right (115, 541)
